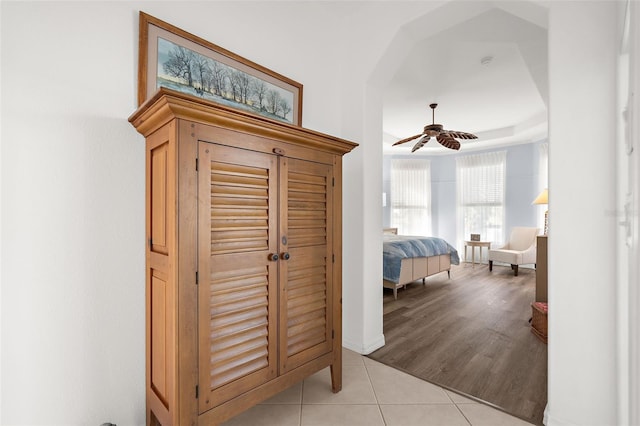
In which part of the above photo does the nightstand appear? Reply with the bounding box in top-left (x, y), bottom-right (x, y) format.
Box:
top-left (464, 240), bottom-right (491, 267)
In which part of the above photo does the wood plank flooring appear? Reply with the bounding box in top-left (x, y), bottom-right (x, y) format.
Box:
top-left (367, 263), bottom-right (547, 425)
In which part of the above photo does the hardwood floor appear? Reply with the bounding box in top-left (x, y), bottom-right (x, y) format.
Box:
top-left (367, 263), bottom-right (547, 425)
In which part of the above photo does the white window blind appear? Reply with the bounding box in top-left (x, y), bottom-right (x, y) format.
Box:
top-left (456, 151), bottom-right (506, 254)
top-left (390, 159), bottom-right (432, 236)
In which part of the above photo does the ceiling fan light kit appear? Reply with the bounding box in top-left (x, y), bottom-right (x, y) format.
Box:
top-left (393, 103), bottom-right (478, 152)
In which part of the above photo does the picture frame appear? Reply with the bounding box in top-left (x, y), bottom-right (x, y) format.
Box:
top-left (137, 12), bottom-right (303, 126)
top-left (470, 234), bottom-right (481, 241)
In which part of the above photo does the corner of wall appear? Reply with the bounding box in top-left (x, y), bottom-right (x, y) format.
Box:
top-left (342, 334), bottom-right (386, 356)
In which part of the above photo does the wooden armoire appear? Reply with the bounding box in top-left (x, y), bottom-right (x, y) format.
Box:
top-left (129, 88), bottom-right (357, 425)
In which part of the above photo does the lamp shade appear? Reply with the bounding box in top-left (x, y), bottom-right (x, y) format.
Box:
top-left (532, 188), bottom-right (548, 205)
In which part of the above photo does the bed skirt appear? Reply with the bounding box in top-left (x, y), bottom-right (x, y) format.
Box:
top-left (383, 254), bottom-right (452, 299)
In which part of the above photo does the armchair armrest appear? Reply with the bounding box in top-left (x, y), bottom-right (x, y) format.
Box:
top-left (489, 243), bottom-right (508, 252)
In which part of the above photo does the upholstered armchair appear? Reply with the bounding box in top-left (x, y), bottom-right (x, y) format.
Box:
top-left (488, 227), bottom-right (539, 276)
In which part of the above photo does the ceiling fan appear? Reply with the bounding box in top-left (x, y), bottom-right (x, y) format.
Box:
top-left (393, 103), bottom-right (478, 152)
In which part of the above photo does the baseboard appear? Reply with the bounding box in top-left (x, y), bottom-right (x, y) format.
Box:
top-left (342, 334), bottom-right (385, 355)
top-left (544, 403), bottom-right (549, 425)
top-left (544, 409), bottom-right (583, 426)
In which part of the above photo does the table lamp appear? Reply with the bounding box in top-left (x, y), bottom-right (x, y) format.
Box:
top-left (532, 188), bottom-right (548, 235)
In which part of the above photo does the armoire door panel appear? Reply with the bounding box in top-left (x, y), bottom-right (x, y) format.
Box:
top-left (279, 158), bottom-right (333, 373)
top-left (149, 141), bottom-right (169, 255)
top-left (198, 142), bottom-right (278, 413)
top-left (149, 268), bottom-right (173, 409)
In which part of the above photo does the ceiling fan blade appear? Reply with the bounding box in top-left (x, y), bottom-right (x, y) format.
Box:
top-left (411, 136), bottom-right (430, 152)
top-left (393, 133), bottom-right (424, 146)
top-left (445, 130), bottom-right (478, 140)
top-left (436, 134), bottom-right (461, 150)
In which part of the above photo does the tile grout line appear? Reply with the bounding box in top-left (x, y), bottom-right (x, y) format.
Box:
top-left (364, 353), bottom-right (481, 426)
top-left (362, 355), bottom-right (389, 425)
top-left (452, 402), bottom-right (474, 426)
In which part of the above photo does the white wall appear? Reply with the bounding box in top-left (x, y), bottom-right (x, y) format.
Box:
top-left (547, 2), bottom-right (618, 425)
top-left (616, 2), bottom-right (640, 423)
top-left (2, 4), bottom-right (146, 425)
top-left (625, 3), bottom-right (640, 423)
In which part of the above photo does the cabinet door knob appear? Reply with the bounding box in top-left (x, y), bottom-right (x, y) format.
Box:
top-left (268, 253), bottom-right (279, 261)
top-left (281, 252), bottom-right (290, 260)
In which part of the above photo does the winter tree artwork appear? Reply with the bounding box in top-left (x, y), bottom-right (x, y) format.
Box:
top-left (157, 38), bottom-right (294, 123)
top-left (138, 12), bottom-right (302, 125)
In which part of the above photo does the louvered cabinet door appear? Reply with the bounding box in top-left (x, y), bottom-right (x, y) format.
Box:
top-left (198, 142), bottom-right (279, 413)
top-left (279, 158), bottom-right (334, 373)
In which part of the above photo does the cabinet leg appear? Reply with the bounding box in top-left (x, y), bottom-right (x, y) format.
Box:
top-left (330, 360), bottom-right (342, 393)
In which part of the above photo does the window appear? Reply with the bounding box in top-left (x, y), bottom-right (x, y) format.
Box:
top-left (456, 151), bottom-right (506, 253)
top-left (390, 159), bottom-right (432, 236)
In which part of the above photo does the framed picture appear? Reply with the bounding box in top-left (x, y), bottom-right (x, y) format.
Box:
top-left (470, 234), bottom-right (481, 241)
top-left (137, 12), bottom-right (303, 126)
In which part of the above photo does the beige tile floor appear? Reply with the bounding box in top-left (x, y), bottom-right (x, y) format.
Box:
top-left (221, 349), bottom-right (535, 426)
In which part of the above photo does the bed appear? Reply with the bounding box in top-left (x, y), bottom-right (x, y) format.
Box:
top-left (383, 232), bottom-right (460, 299)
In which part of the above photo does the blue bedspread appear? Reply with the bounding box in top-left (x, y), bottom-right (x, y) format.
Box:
top-left (383, 235), bottom-right (460, 283)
